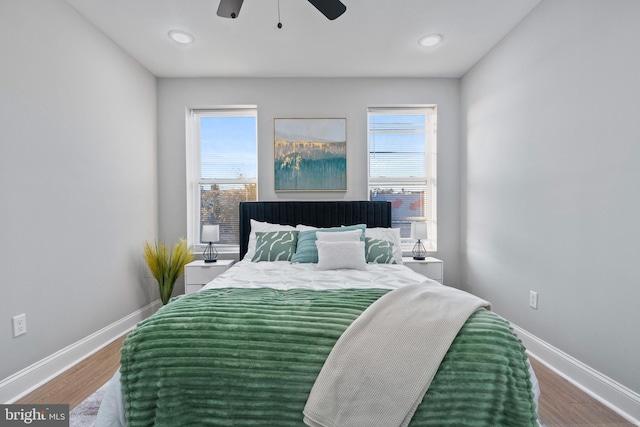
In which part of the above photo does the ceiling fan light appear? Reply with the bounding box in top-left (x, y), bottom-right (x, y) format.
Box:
top-left (418, 34), bottom-right (442, 47)
top-left (168, 30), bottom-right (194, 45)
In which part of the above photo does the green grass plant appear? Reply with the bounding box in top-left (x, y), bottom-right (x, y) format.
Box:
top-left (144, 239), bottom-right (194, 304)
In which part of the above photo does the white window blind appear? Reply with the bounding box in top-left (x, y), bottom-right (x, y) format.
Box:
top-left (368, 106), bottom-right (437, 251)
top-left (187, 108), bottom-right (257, 249)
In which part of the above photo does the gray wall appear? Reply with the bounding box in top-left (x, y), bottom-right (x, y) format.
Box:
top-left (157, 78), bottom-right (462, 287)
top-left (461, 0), bottom-right (640, 393)
top-left (9, 0), bottom-right (638, 406)
top-left (0, 0), bottom-right (158, 380)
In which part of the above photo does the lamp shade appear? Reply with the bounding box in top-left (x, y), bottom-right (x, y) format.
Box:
top-left (201, 225), bottom-right (220, 243)
top-left (410, 222), bottom-right (428, 240)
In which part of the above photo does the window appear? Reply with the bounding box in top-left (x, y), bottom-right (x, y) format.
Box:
top-left (368, 106), bottom-right (437, 251)
top-left (187, 107), bottom-right (257, 250)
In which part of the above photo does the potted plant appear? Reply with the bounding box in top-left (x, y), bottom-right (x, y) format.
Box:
top-left (144, 238), bottom-right (194, 304)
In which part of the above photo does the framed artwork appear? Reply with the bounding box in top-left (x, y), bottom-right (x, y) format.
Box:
top-left (274, 118), bottom-right (347, 192)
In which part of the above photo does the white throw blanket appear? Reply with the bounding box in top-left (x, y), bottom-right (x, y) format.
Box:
top-left (303, 281), bottom-right (490, 427)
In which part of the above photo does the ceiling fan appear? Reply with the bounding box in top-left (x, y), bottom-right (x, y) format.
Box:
top-left (217, 0), bottom-right (346, 21)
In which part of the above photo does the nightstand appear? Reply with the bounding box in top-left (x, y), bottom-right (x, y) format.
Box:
top-left (402, 257), bottom-right (443, 284)
top-left (184, 259), bottom-right (235, 294)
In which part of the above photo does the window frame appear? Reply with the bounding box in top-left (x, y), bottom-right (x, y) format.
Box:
top-left (186, 106), bottom-right (258, 252)
top-left (367, 105), bottom-right (437, 251)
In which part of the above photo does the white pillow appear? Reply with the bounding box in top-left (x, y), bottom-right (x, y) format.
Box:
top-left (244, 219), bottom-right (296, 260)
top-left (315, 241), bottom-right (367, 271)
top-left (364, 228), bottom-right (403, 264)
top-left (316, 229), bottom-right (362, 242)
top-left (296, 224), bottom-right (318, 232)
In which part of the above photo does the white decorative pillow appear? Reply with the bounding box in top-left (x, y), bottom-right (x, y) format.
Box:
top-left (316, 229), bottom-right (362, 242)
top-left (291, 224), bottom-right (366, 264)
top-left (315, 241), bottom-right (367, 271)
top-left (365, 228), bottom-right (403, 264)
top-left (244, 219), bottom-right (296, 260)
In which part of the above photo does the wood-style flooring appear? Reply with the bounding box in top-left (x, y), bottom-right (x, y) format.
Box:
top-left (15, 333), bottom-right (635, 426)
top-left (15, 335), bottom-right (126, 410)
top-left (529, 357), bottom-right (634, 426)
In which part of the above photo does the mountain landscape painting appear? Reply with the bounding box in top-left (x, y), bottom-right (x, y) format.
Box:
top-left (274, 118), bottom-right (346, 191)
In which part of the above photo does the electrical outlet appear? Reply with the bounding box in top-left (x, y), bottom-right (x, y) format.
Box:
top-left (13, 313), bottom-right (26, 337)
top-left (529, 291), bottom-right (538, 309)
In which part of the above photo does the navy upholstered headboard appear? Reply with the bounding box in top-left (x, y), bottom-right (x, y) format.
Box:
top-left (239, 201), bottom-right (392, 258)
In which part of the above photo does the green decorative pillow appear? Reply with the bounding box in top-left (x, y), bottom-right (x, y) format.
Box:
top-left (291, 224), bottom-right (366, 263)
top-left (365, 237), bottom-right (397, 264)
top-left (252, 231), bottom-right (299, 262)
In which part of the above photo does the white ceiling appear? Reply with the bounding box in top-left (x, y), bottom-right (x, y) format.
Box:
top-left (65, 0), bottom-right (541, 78)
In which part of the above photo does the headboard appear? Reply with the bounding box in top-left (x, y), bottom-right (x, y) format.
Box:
top-left (239, 201), bottom-right (392, 258)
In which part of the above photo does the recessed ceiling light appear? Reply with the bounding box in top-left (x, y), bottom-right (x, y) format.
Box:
top-left (418, 34), bottom-right (442, 47)
top-left (168, 30), bottom-right (194, 45)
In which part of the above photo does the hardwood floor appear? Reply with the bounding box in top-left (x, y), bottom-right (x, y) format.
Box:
top-left (529, 357), bottom-right (634, 427)
top-left (15, 333), bottom-right (635, 425)
top-left (15, 335), bottom-right (126, 410)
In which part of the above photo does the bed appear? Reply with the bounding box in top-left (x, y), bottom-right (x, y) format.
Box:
top-left (97, 201), bottom-right (539, 427)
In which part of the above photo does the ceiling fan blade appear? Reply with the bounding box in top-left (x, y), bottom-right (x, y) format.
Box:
top-left (307, 0), bottom-right (346, 20)
top-left (217, 0), bottom-right (244, 19)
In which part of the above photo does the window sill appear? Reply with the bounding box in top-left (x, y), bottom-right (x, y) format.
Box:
top-left (193, 244), bottom-right (240, 260)
top-left (193, 245), bottom-right (435, 260)
top-left (401, 243), bottom-right (436, 254)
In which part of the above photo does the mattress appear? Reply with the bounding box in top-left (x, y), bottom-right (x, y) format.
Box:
top-left (202, 259), bottom-right (430, 291)
top-left (96, 260), bottom-right (540, 427)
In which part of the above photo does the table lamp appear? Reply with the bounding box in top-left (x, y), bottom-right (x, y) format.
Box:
top-left (201, 225), bottom-right (219, 263)
top-left (410, 222), bottom-right (428, 260)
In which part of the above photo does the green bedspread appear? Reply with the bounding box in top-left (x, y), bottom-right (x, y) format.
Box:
top-left (120, 288), bottom-right (537, 426)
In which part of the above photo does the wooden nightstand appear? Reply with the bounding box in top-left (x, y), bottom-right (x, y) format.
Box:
top-left (402, 257), bottom-right (443, 284)
top-left (184, 259), bottom-right (235, 294)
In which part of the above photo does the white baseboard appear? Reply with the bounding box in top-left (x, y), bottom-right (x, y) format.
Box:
top-left (512, 324), bottom-right (640, 426)
top-left (0, 300), bottom-right (162, 404)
